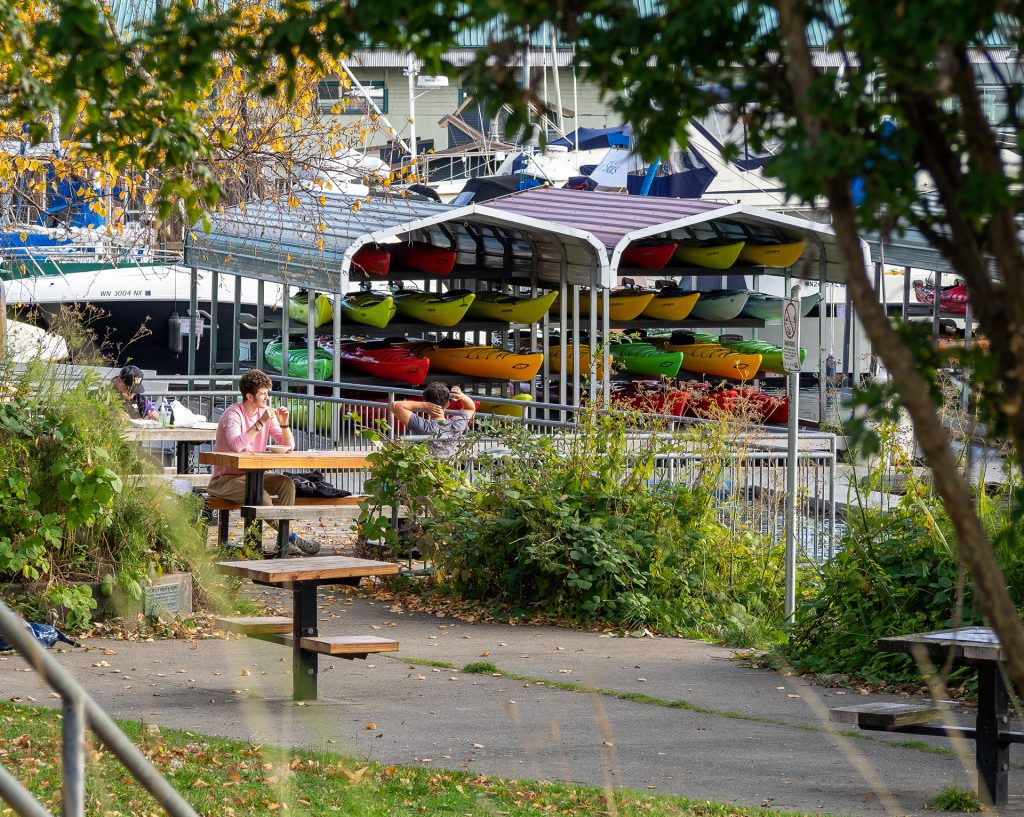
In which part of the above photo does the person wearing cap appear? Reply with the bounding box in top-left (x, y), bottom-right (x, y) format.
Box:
top-left (389, 383), bottom-right (476, 459)
top-left (112, 365), bottom-right (159, 420)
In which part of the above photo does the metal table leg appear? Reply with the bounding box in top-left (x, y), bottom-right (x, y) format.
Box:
top-left (976, 663), bottom-right (1009, 806)
top-left (292, 583), bottom-right (318, 701)
top-left (242, 471), bottom-right (265, 551)
top-left (175, 441), bottom-right (191, 474)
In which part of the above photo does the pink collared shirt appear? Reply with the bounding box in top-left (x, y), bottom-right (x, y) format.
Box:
top-left (211, 402), bottom-right (288, 478)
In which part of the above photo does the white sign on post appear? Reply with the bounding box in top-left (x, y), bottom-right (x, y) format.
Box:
top-left (782, 293), bottom-right (802, 374)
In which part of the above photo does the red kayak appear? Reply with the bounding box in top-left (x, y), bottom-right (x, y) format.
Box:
top-left (391, 242), bottom-right (458, 275)
top-left (735, 386), bottom-right (789, 424)
top-left (610, 381), bottom-right (690, 416)
top-left (319, 339), bottom-right (431, 385)
top-left (352, 246), bottom-right (391, 276)
top-left (913, 280), bottom-right (968, 315)
top-left (621, 241), bottom-right (677, 270)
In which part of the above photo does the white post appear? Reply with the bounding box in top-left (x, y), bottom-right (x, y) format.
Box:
top-left (550, 27), bottom-right (564, 133)
top-left (783, 284), bottom-right (802, 624)
top-left (406, 54), bottom-right (418, 173)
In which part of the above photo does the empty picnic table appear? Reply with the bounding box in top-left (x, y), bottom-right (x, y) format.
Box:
top-left (834, 626), bottom-right (1022, 806)
top-left (215, 555), bottom-right (399, 701)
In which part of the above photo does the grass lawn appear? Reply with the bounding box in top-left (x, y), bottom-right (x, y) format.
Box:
top-left (0, 701), bottom-right (827, 817)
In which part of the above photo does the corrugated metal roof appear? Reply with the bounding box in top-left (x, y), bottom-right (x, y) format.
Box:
top-left (483, 187), bottom-right (848, 282)
top-left (185, 189), bottom-right (611, 290)
top-left (185, 193), bottom-right (453, 291)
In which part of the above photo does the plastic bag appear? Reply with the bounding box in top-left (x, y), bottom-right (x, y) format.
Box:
top-left (0, 622), bottom-right (81, 652)
top-left (281, 471), bottom-right (352, 499)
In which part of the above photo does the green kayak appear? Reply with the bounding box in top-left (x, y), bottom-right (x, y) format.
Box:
top-left (288, 292), bottom-right (334, 327)
top-left (263, 340), bottom-right (334, 380)
top-left (607, 340), bottom-right (683, 378)
top-left (717, 337), bottom-right (806, 375)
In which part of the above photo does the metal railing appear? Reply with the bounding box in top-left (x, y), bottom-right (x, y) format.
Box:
top-left (0, 600), bottom-right (199, 817)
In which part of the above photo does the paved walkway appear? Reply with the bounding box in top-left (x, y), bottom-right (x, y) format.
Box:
top-left (3, 589), bottom-right (1021, 816)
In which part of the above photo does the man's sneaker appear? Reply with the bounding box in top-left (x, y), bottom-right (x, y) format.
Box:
top-left (289, 531), bottom-right (321, 555)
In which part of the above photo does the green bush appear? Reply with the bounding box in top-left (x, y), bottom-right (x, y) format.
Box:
top-left (359, 407), bottom-right (790, 642)
top-left (0, 362), bottom-right (209, 630)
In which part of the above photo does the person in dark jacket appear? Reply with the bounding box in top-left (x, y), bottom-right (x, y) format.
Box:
top-left (112, 365), bottom-right (158, 420)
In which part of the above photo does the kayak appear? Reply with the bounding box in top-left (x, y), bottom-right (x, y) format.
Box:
top-left (263, 340), bottom-right (333, 380)
top-left (737, 239), bottom-right (808, 268)
top-left (405, 340), bottom-right (544, 381)
top-left (351, 246), bottom-right (391, 277)
top-left (655, 332), bottom-right (761, 380)
top-left (338, 291), bottom-right (397, 329)
top-left (610, 381), bottom-right (690, 416)
top-left (288, 291), bottom-right (333, 327)
top-left (550, 289), bottom-right (655, 321)
top-left (689, 289), bottom-right (750, 321)
top-left (735, 386), bottom-right (790, 424)
top-left (479, 394), bottom-right (534, 417)
top-left (621, 241), bottom-right (677, 270)
top-left (607, 340), bottom-right (683, 378)
top-left (332, 340), bottom-right (430, 385)
top-left (740, 291), bottom-right (821, 321)
top-left (391, 242), bottom-right (458, 275)
top-left (641, 288), bottom-right (701, 321)
top-left (673, 239), bottom-right (745, 270)
top-left (716, 336), bottom-right (806, 375)
top-left (393, 289), bottom-right (476, 326)
top-left (914, 280), bottom-right (968, 314)
top-left (547, 344), bottom-right (612, 378)
top-left (466, 290), bottom-right (558, 323)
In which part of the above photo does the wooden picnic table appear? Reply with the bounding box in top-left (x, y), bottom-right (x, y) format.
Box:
top-left (123, 424), bottom-right (218, 473)
top-left (879, 626), bottom-right (1023, 805)
top-left (198, 450), bottom-right (372, 549)
top-left (215, 555), bottom-right (398, 700)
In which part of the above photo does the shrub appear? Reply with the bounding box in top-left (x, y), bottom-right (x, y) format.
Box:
top-left (0, 362), bottom-right (209, 630)
top-left (359, 406), bottom-right (791, 642)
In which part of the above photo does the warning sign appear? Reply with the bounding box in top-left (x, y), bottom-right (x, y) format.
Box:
top-left (782, 296), bottom-right (801, 374)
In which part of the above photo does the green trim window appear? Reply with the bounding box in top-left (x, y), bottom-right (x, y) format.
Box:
top-left (318, 80), bottom-right (388, 115)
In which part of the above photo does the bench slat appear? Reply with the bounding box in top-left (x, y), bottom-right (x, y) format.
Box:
top-left (207, 495), bottom-right (365, 511)
top-left (299, 635), bottom-right (400, 657)
top-left (831, 702), bottom-right (947, 728)
top-left (216, 616), bottom-right (293, 635)
top-left (245, 505), bottom-right (361, 522)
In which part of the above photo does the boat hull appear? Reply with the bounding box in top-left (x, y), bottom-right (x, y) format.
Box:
top-left (718, 337), bottom-right (806, 375)
top-left (641, 290), bottom-right (700, 321)
top-left (328, 340), bottom-right (430, 385)
top-left (466, 290), bottom-right (558, 323)
top-left (740, 291), bottom-right (820, 321)
top-left (621, 242), bottom-right (677, 270)
top-left (351, 247), bottom-right (391, 277)
top-left (391, 244), bottom-right (457, 275)
top-left (657, 339), bottom-right (761, 380)
top-left (688, 290), bottom-right (750, 321)
top-left (607, 342), bottom-right (683, 378)
top-left (673, 240), bottom-right (745, 270)
top-left (737, 240), bottom-right (807, 268)
top-left (288, 292), bottom-right (333, 327)
top-left (339, 292), bottom-right (397, 328)
top-left (547, 344), bottom-right (611, 378)
top-left (394, 290), bottom-right (476, 326)
top-left (407, 341), bottom-right (544, 381)
top-left (551, 290), bottom-right (655, 322)
top-left (264, 340), bottom-right (334, 380)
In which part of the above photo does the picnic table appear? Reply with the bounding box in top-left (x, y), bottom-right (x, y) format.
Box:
top-left (123, 423), bottom-right (218, 473)
top-left (215, 555), bottom-right (398, 700)
top-left (198, 450), bottom-right (372, 550)
top-left (836, 626), bottom-right (1023, 806)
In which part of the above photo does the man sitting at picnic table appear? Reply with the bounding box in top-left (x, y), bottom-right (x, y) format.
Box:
top-left (388, 383), bottom-right (476, 458)
top-left (208, 369), bottom-right (320, 555)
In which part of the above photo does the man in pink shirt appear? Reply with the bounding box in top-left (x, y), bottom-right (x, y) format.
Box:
top-left (208, 369), bottom-right (319, 555)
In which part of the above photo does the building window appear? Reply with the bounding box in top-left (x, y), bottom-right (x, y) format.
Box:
top-left (318, 80), bottom-right (388, 115)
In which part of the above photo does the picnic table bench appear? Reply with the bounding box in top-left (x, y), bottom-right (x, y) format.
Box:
top-left (830, 626), bottom-right (1023, 805)
top-left (215, 555), bottom-right (399, 700)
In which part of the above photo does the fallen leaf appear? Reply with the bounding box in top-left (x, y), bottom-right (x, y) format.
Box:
top-left (364, 722), bottom-right (377, 730)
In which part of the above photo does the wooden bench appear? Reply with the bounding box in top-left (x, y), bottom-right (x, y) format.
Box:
top-left (831, 702), bottom-right (951, 730)
top-left (207, 495), bottom-right (367, 547)
top-left (215, 616), bottom-right (399, 660)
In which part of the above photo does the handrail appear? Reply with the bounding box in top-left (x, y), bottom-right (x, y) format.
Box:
top-left (0, 600), bottom-right (199, 817)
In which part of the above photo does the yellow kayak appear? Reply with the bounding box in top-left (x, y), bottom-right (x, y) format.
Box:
top-left (673, 239), bottom-right (745, 270)
top-left (641, 289), bottom-right (701, 321)
top-left (656, 334), bottom-right (761, 381)
top-left (737, 239), bottom-right (808, 268)
top-left (547, 344), bottom-right (612, 379)
top-left (551, 289), bottom-right (655, 321)
top-left (393, 290), bottom-right (476, 326)
top-left (405, 341), bottom-right (544, 381)
top-left (479, 394), bottom-right (534, 417)
top-left (288, 291), bottom-right (333, 327)
top-left (466, 290), bottom-right (558, 323)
